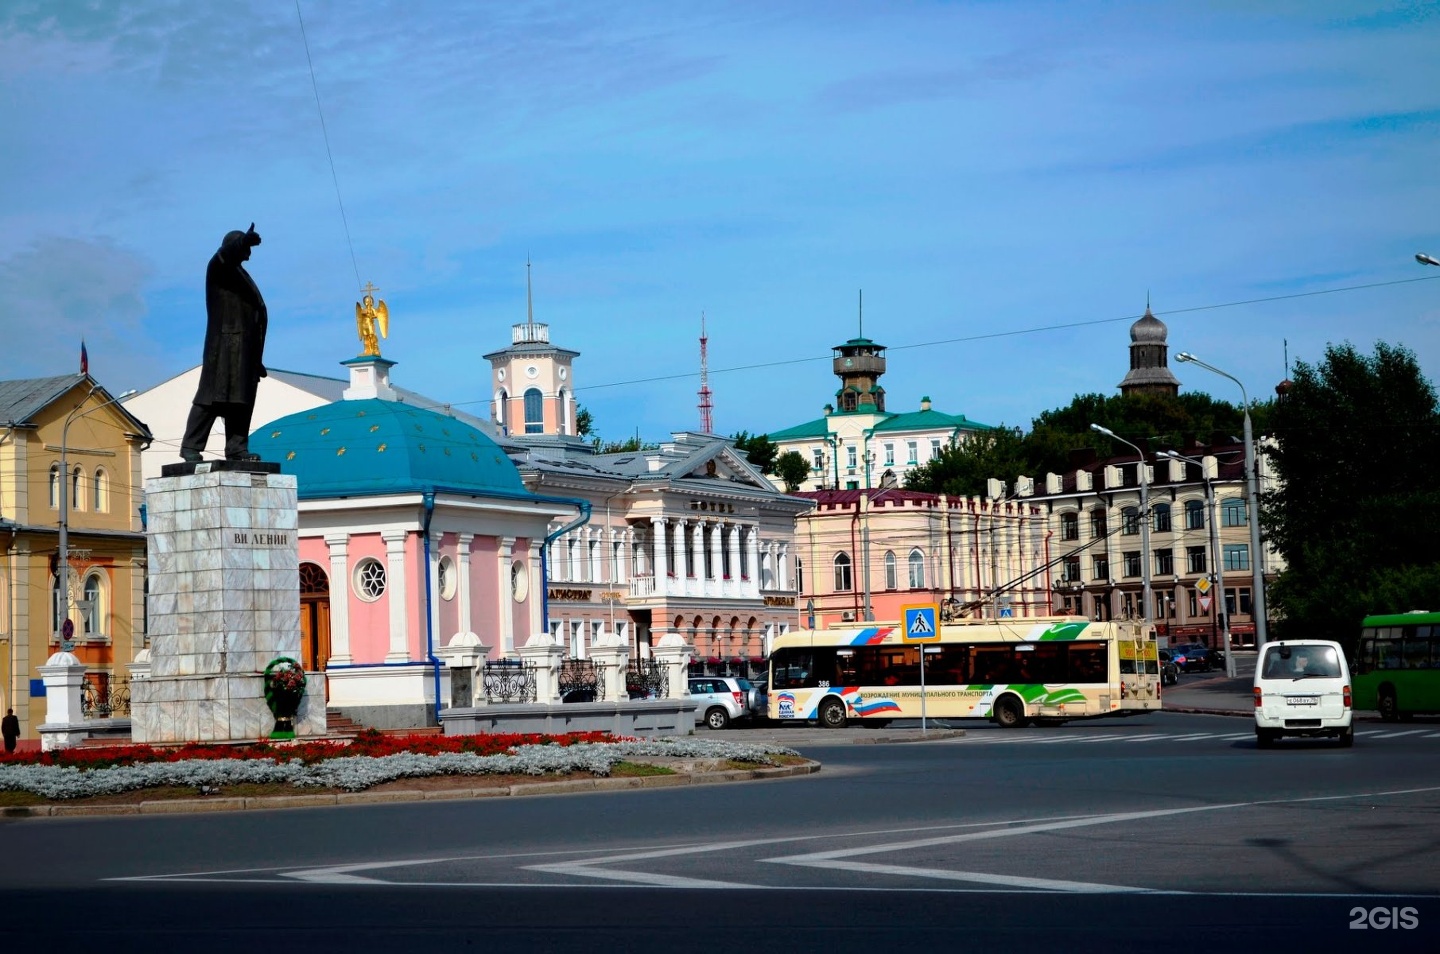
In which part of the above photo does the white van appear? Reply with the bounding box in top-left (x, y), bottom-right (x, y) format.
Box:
top-left (1253, 640), bottom-right (1353, 747)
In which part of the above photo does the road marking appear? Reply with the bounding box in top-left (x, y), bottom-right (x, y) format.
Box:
top-left (1366, 729), bottom-right (1429, 738)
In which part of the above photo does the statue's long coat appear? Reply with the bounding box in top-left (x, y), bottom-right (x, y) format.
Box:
top-left (194, 231), bottom-right (267, 406)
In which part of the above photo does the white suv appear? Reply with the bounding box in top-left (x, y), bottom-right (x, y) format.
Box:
top-left (689, 677), bottom-right (754, 730)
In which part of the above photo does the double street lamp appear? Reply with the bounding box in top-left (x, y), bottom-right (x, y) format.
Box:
top-left (1175, 352), bottom-right (1267, 647)
top-left (57, 386), bottom-right (136, 643)
top-left (1089, 424), bottom-right (1151, 625)
top-left (1162, 449), bottom-right (1236, 677)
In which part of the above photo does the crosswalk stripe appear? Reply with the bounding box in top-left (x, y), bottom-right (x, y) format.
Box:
top-left (957, 728), bottom-right (1440, 745)
top-left (1367, 729), bottom-right (1429, 738)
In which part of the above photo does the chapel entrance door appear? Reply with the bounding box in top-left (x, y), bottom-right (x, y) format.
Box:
top-left (298, 563), bottom-right (332, 691)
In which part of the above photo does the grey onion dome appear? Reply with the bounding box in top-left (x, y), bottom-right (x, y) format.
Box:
top-left (1130, 306), bottom-right (1168, 343)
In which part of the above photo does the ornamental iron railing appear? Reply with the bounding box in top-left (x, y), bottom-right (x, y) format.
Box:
top-left (81, 676), bottom-right (131, 719)
top-left (624, 659), bottom-right (667, 700)
top-left (557, 658), bottom-right (602, 703)
top-left (481, 659), bottom-right (537, 704)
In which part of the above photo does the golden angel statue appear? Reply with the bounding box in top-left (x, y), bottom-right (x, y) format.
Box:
top-left (355, 283), bottom-right (389, 357)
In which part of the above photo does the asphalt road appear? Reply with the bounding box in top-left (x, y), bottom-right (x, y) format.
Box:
top-left (3, 706), bottom-right (1438, 953)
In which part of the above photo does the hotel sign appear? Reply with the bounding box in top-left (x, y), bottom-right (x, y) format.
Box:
top-left (763, 595), bottom-right (795, 607)
top-left (548, 587), bottom-right (593, 601)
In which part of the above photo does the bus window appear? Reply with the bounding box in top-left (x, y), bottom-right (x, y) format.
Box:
top-left (972, 647), bottom-right (1019, 684)
top-left (1068, 643), bottom-right (1106, 683)
top-left (1358, 633), bottom-right (1376, 674)
top-left (772, 649), bottom-right (816, 689)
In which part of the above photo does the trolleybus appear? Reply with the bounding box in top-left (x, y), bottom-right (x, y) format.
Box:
top-left (767, 615), bottom-right (1161, 728)
top-left (1354, 611), bottom-right (1440, 721)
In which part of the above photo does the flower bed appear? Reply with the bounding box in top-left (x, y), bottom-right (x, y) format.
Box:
top-left (0, 730), bottom-right (799, 801)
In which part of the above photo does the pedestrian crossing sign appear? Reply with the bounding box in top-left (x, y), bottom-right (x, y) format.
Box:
top-left (901, 603), bottom-right (941, 643)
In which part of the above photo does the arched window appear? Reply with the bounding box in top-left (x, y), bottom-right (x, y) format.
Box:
top-left (49, 464), bottom-right (60, 509)
top-left (495, 389), bottom-right (509, 432)
top-left (1152, 502), bottom-right (1172, 533)
top-left (884, 551), bottom-right (897, 590)
top-left (523, 387), bottom-right (544, 434)
top-left (1121, 506), bottom-right (1139, 535)
top-left (908, 548), bottom-right (926, 589)
top-left (558, 388), bottom-right (569, 434)
top-left (80, 572), bottom-right (105, 637)
top-left (1185, 499), bottom-right (1205, 530)
top-left (92, 467), bottom-right (108, 512)
top-left (833, 552), bottom-right (853, 592)
top-left (71, 466), bottom-right (83, 512)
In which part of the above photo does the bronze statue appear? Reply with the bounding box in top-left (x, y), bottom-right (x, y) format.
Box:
top-left (180, 223), bottom-right (268, 462)
top-left (355, 283), bottom-right (389, 356)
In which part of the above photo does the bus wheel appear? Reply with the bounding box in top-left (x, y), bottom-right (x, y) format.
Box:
top-left (1378, 687), bottom-right (1399, 723)
top-left (818, 698), bottom-right (847, 729)
top-left (994, 696), bottom-right (1027, 729)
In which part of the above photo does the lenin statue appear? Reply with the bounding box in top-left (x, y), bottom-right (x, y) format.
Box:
top-left (180, 224), bottom-right (268, 462)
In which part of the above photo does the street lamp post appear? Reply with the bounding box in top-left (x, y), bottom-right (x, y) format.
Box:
top-left (1091, 424), bottom-right (1151, 624)
top-left (1417, 253), bottom-right (1440, 267)
top-left (57, 386), bottom-right (137, 644)
top-left (1164, 449), bottom-right (1236, 677)
top-left (1175, 353), bottom-right (1268, 647)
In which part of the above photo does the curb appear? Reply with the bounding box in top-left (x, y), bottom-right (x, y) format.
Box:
top-left (0, 760), bottom-right (821, 819)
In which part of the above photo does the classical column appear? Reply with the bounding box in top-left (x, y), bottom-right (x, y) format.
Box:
top-left (616, 530), bottom-right (628, 584)
top-left (745, 525), bottom-right (761, 598)
top-left (708, 524), bottom-right (720, 599)
top-left (527, 540), bottom-right (544, 643)
top-left (325, 534), bottom-right (352, 665)
top-left (650, 516), bottom-right (669, 597)
top-left (427, 530), bottom-right (444, 654)
top-left (726, 521), bottom-right (742, 598)
top-left (456, 533), bottom-right (474, 636)
top-left (779, 542), bottom-right (790, 590)
top-left (381, 530), bottom-right (410, 663)
top-left (692, 518), bottom-right (706, 596)
top-left (497, 536), bottom-right (516, 655)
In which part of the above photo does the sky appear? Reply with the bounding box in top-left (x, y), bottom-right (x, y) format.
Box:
top-left (4, 0), bottom-right (1440, 446)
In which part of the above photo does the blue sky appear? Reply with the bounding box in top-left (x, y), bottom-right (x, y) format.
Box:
top-left (4, 1), bottom-right (1439, 444)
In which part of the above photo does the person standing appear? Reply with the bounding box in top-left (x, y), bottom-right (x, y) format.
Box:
top-left (180, 223), bottom-right (268, 462)
top-left (2, 708), bottom-right (19, 754)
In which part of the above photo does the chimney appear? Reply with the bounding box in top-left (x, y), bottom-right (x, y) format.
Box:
top-left (920, 396), bottom-right (932, 411)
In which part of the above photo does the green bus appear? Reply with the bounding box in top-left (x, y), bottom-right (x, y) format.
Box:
top-left (1353, 611), bottom-right (1440, 721)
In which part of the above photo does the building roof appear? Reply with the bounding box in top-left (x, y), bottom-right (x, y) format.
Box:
top-left (0, 373), bottom-right (90, 424)
top-left (253, 399), bottom-right (528, 500)
top-left (766, 416), bottom-right (832, 441)
top-left (872, 407), bottom-right (995, 433)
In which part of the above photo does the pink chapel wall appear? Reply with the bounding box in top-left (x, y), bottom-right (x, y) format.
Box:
top-left (469, 536), bottom-right (501, 653)
top-left (347, 532), bottom-right (389, 663)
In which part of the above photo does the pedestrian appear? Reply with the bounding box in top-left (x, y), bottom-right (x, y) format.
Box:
top-left (2, 707), bottom-right (19, 754)
top-left (180, 223), bottom-right (268, 463)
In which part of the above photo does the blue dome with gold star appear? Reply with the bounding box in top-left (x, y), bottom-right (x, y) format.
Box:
top-left (254, 398), bottom-right (526, 500)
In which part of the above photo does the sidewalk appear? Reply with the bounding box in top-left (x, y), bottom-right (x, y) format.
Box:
top-left (1161, 670), bottom-right (1255, 716)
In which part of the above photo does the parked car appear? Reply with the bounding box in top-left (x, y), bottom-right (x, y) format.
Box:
top-left (748, 678), bottom-right (769, 721)
top-left (688, 677), bottom-right (754, 729)
top-left (1158, 650), bottom-right (1180, 686)
top-left (1170, 642), bottom-right (1216, 673)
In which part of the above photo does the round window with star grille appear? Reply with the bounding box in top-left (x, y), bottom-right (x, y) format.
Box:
top-left (438, 555), bottom-right (457, 601)
top-left (353, 558), bottom-right (387, 602)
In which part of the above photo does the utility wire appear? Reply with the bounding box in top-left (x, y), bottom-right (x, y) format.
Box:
top-left (575, 272), bottom-right (1440, 395)
top-left (296, 0), bottom-right (363, 293)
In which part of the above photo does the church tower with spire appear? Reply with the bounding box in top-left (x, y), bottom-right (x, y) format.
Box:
top-left (483, 261), bottom-right (581, 440)
top-left (1118, 302), bottom-right (1181, 397)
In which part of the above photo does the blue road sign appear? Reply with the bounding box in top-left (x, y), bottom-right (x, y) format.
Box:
top-left (901, 603), bottom-right (941, 643)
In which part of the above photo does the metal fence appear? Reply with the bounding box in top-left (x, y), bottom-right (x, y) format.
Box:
top-left (81, 676), bottom-right (131, 719)
top-left (558, 658), bottom-right (602, 702)
top-left (480, 659), bottom-right (537, 704)
top-left (625, 659), bottom-right (668, 700)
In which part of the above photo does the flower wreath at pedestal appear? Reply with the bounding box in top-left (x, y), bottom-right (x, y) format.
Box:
top-left (263, 656), bottom-right (307, 740)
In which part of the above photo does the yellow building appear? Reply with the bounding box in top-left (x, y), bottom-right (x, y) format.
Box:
top-left (1, 373), bottom-right (151, 744)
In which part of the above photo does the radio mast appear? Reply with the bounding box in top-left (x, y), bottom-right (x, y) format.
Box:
top-left (698, 312), bottom-right (714, 434)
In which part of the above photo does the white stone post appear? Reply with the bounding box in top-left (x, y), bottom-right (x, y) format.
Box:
top-left (517, 638), bottom-right (566, 704)
top-left (382, 530), bottom-right (410, 662)
top-left (589, 628), bottom-right (629, 703)
top-left (726, 521), bottom-right (742, 598)
top-left (127, 647), bottom-right (152, 682)
top-left (651, 630), bottom-right (694, 702)
top-left (37, 650), bottom-right (88, 751)
top-left (527, 540), bottom-right (545, 644)
top-left (325, 534), bottom-right (352, 665)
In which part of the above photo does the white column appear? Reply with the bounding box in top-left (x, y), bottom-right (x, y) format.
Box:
top-left (650, 516), bottom-right (669, 596)
top-left (616, 531), bottom-right (628, 584)
top-left (709, 519), bottom-right (723, 597)
top-left (382, 530), bottom-right (410, 663)
top-left (726, 521), bottom-right (742, 598)
top-left (325, 534), bottom-right (352, 665)
top-left (428, 531), bottom-right (444, 651)
top-left (779, 542), bottom-right (790, 590)
top-left (456, 533), bottom-right (474, 636)
top-left (745, 525), bottom-right (761, 598)
top-left (691, 518), bottom-right (706, 596)
top-left (497, 536), bottom-right (516, 655)
top-left (527, 540), bottom-right (544, 643)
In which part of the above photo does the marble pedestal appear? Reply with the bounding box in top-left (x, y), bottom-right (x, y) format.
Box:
top-left (131, 465), bottom-right (325, 743)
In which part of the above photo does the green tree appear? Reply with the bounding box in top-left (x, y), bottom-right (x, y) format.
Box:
top-left (731, 430), bottom-right (779, 474)
top-left (904, 426), bottom-right (1029, 497)
top-left (774, 451), bottom-right (812, 492)
top-left (1264, 341), bottom-right (1440, 652)
top-left (575, 405), bottom-right (594, 438)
